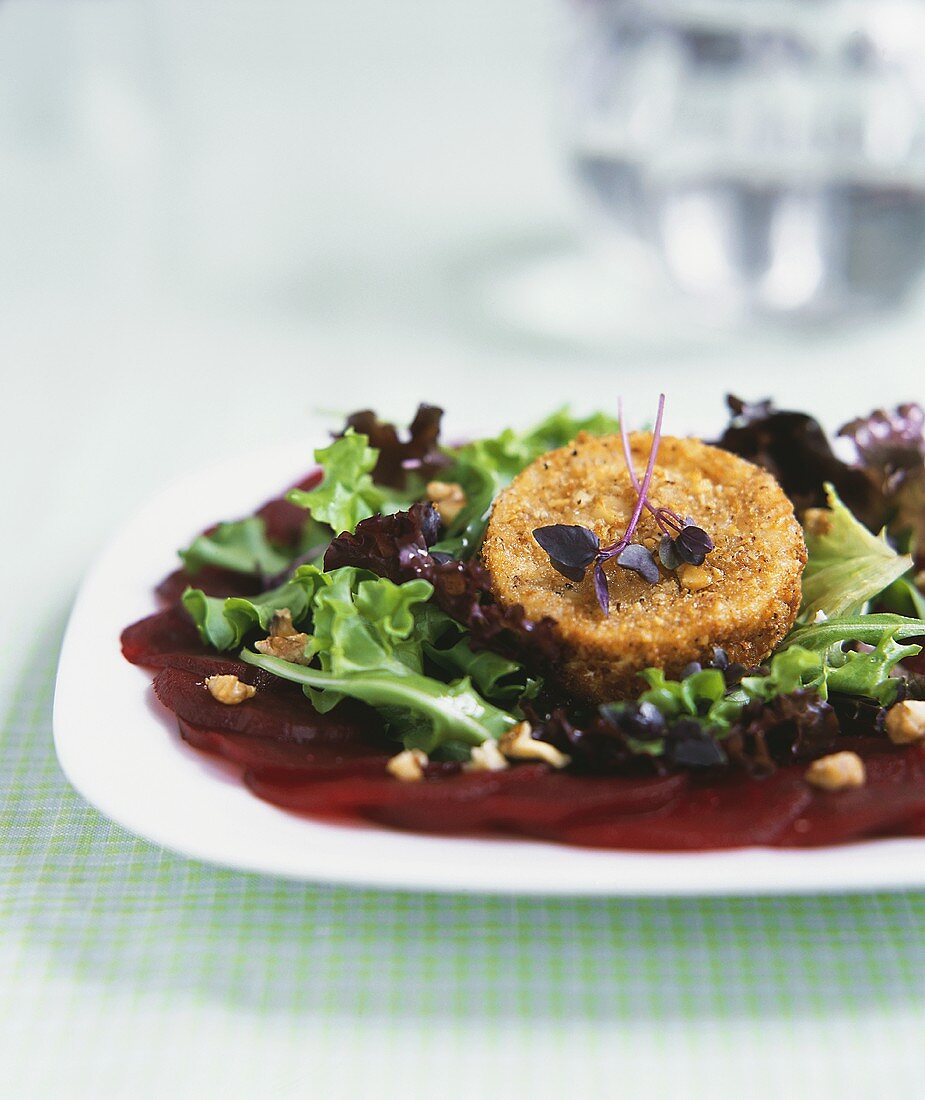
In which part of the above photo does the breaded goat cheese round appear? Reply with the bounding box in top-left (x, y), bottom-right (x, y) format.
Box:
top-left (482, 431), bottom-right (806, 702)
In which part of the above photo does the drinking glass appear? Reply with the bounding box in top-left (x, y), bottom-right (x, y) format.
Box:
top-left (562, 0), bottom-right (925, 316)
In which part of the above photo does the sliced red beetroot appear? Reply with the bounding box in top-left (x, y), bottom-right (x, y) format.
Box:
top-left (156, 566), bottom-right (263, 605)
top-left (560, 769), bottom-right (813, 850)
top-left (153, 664), bottom-right (385, 749)
top-left (244, 766), bottom-right (549, 833)
top-left (256, 469), bottom-right (323, 546)
top-left (121, 605), bottom-right (205, 668)
top-left (243, 765), bottom-right (688, 836)
top-left (179, 718), bottom-right (390, 776)
top-left (778, 738), bottom-right (925, 846)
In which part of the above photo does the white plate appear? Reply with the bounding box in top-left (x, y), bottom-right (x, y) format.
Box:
top-left (54, 424), bottom-right (925, 896)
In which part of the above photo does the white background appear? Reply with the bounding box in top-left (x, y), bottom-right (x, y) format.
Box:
top-left (3, 0), bottom-right (924, 709)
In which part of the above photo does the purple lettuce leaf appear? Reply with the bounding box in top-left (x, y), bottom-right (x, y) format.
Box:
top-left (325, 504), bottom-right (563, 670)
top-left (716, 394), bottom-right (883, 528)
top-left (340, 404), bottom-right (446, 489)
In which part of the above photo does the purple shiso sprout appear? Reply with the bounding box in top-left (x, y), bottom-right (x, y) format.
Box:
top-left (599, 393), bottom-right (666, 562)
top-left (617, 395), bottom-right (685, 535)
top-left (532, 392), bottom-right (713, 615)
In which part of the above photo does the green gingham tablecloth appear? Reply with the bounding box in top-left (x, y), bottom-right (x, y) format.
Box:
top-left (3, 628), bottom-right (925, 1099)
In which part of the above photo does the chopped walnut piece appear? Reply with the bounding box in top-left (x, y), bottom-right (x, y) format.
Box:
top-left (677, 564), bottom-right (712, 591)
top-left (464, 741), bottom-right (510, 773)
top-left (205, 674), bottom-right (257, 705)
top-left (803, 508), bottom-right (832, 537)
top-left (426, 480), bottom-right (467, 524)
top-left (805, 751), bottom-right (866, 791)
top-left (499, 721), bottom-right (571, 769)
top-left (885, 700), bottom-right (925, 745)
top-left (386, 748), bottom-right (428, 782)
top-left (269, 608), bottom-right (298, 638)
top-left (254, 633), bottom-right (311, 665)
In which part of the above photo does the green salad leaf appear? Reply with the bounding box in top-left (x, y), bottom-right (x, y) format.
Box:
top-left (182, 566), bottom-right (325, 651)
top-left (241, 567), bottom-right (518, 752)
top-left (180, 517), bottom-right (293, 577)
top-left (784, 612), bottom-right (925, 653)
top-left (415, 603), bottom-right (538, 706)
top-left (433, 407), bottom-right (621, 558)
top-left (632, 601), bottom-right (925, 742)
top-left (638, 666), bottom-right (742, 731)
top-left (637, 647), bottom-right (824, 735)
top-left (878, 573), bottom-right (925, 619)
top-left (287, 430), bottom-right (416, 536)
top-left (822, 631), bottom-right (921, 705)
top-left (801, 484), bottom-right (912, 619)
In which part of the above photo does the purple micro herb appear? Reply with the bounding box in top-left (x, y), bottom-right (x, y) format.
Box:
top-left (593, 561), bottom-right (609, 614)
top-left (532, 524), bottom-right (600, 583)
top-left (532, 393), bottom-right (715, 616)
top-left (616, 543), bottom-right (661, 585)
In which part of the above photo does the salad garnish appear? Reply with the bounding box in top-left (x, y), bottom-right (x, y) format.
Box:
top-left (532, 394), bottom-right (714, 612)
top-left (127, 396), bottom-right (925, 826)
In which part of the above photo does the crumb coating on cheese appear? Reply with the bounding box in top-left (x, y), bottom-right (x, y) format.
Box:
top-left (482, 432), bottom-right (806, 701)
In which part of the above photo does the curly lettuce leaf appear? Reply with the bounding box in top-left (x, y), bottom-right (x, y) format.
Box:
top-left (182, 565), bottom-right (325, 651)
top-left (784, 612), bottom-right (925, 653)
top-left (287, 430), bottom-right (417, 536)
top-left (801, 484), bottom-right (912, 618)
top-left (180, 516), bottom-right (293, 577)
top-left (636, 648), bottom-right (822, 734)
top-left (633, 619), bottom-right (922, 746)
top-left (242, 567), bottom-right (517, 752)
top-left (324, 504), bottom-right (563, 672)
top-left (822, 631), bottom-right (921, 706)
top-left (638, 667), bottom-right (735, 729)
top-left (415, 603), bottom-right (538, 705)
top-left (302, 568), bottom-right (433, 688)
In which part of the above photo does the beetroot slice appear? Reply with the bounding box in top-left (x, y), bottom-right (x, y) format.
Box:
top-left (560, 769), bottom-right (813, 850)
top-left (243, 766), bottom-right (688, 836)
top-left (237, 737), bottom-right (925, 850)
top-left (778, 738), bottom-right (925, 846)
top-left (121, 606), bottom-right (205, 668)
top-left (153, 664), bottom-right (385, 749)
top-left (156, 566), bottom-right (262, 605)
top-left (179, 719), bottom-right (391, 777)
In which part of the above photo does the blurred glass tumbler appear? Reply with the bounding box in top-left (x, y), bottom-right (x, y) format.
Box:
top-left (564, 0), bottom-right (925, 315)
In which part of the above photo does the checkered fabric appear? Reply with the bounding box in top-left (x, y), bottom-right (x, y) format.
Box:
top-left (2, 630), bottom-right (924, 1099)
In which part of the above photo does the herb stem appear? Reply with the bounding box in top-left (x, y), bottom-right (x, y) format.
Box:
top-left (618, 394), bottom-right (670, 531)
top-left (606, 393), bottom-right (666, 556)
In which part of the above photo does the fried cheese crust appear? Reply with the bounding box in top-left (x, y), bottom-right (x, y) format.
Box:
top-left (482, 432), bottom-right (806, 702)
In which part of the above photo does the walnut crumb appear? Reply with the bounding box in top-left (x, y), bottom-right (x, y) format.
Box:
top-left (426, 480), bottom-right (467, 524)
top-left (205, 674), bottom-right (256, 705)
top-left (677, 564), bottom-right (712, 591)
top-left (805, 751), bottom-right (866, 791)
top-left (254, 633), bottom-right (311, 665)
top-left (386, 748), bottom-right (428, 782)
top-left (269, 608), bottom-right (298, 637)
top-left (499, 721), bottom-right (571, 769)
top-left (803, 508), bottom-right (832, 537)
top-left (464, 741), bottom-right (510, 772)
top-left (884, 700), bottom-right (925, 745)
